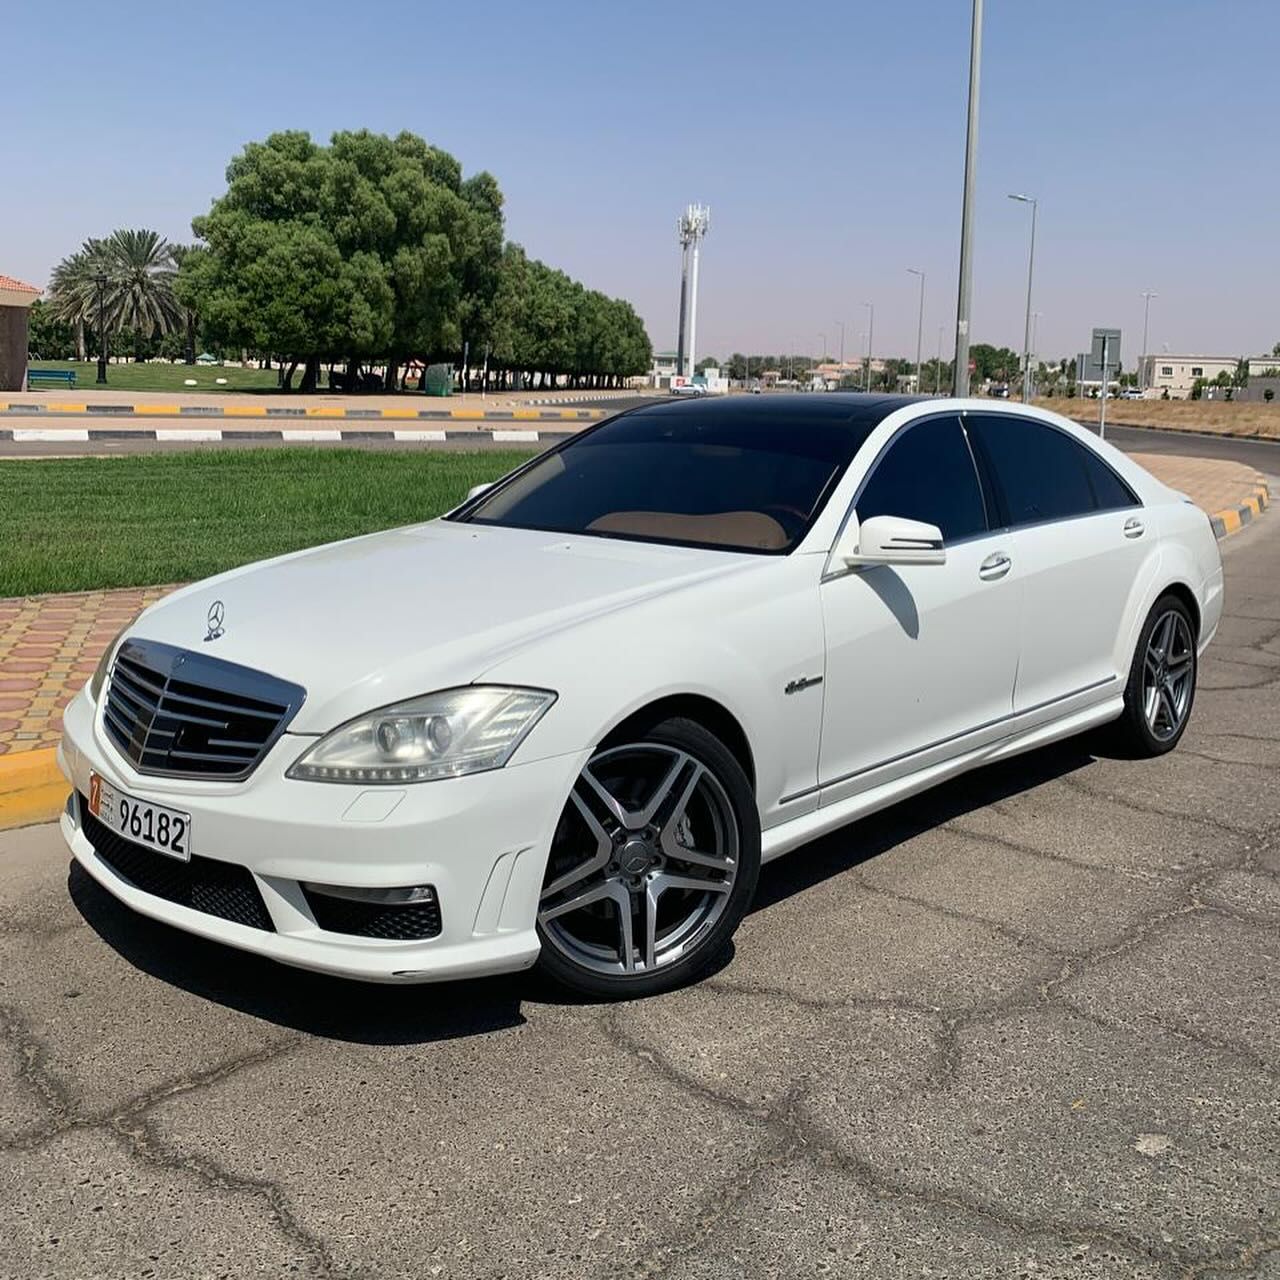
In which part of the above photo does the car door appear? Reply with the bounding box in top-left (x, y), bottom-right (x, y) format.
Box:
top-left (964, 412), bottom-right (1147, 715)
top-left (817, 414), bottom-right (1021, 804)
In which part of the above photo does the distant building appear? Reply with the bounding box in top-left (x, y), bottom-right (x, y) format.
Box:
top-left (1136, 354), bottom-right (1238, 399)
top-left (1247, 354), bottom-right (1280, 379)
top-left (0, 274), bottom-right (41, 391)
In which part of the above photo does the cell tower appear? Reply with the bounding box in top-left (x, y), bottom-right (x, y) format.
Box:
top-left (675, 204), bottom-right (710, 377)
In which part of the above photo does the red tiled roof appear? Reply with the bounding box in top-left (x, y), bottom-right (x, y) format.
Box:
top-left (0, 274), bottom-right (40, 294)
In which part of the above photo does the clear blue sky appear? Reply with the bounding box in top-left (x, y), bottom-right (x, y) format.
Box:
top-left (4, 0), bottom-right (1274, 366)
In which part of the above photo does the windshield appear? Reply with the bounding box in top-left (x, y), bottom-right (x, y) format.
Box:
top-left (456, 405), bottom-right (872, 554)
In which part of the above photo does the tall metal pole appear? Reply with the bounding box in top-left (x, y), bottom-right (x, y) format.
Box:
top-left (1008, 193), bottom-right (1037, 402)
top-left (908, 268), bottom-right (925, 393)
top-left (1099, 333), bottom-right (1110, 440)
top-left (675, 235), bottom-right (690, 377)
top-left (953, 0), bottom-right (983, 397)
top-left (818, 332), bottom-right (827, 362)
top-left (863, 302), bottom-right (874, 390)
top-left (1140, 290), bottom-right (1157, 391)
top-left (837, 321), bottom-right (845, 365)
top-left (935, 324), bottom-right (945, 394)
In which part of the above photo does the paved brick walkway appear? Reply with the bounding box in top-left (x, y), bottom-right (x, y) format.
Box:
top-left (0, 587), bottom-right (174, 755)
top-left (0, 452), bottom-right (1267, 757)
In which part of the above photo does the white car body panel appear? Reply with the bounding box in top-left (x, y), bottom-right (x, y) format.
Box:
top-left (58, 397), bottom-right (1223, 983)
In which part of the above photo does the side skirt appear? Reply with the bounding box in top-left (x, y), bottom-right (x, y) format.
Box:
top-left (759, 696), bottom-right (1124, 864)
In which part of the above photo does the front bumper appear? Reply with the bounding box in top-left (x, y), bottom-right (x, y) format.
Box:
top-left (58, 687), bottom-right (587, 983)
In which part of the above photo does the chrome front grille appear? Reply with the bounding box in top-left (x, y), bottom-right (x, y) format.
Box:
top-left (102, 638), bottom-right (305, 780)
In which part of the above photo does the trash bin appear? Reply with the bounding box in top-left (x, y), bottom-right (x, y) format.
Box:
top-left (422, 363), bottom-right (454, 396)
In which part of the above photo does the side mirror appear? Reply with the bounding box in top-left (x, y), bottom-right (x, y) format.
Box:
top-left (836, 514), bottom-right (946, 567)
top-left (465, 482), bottom-right (493, 501)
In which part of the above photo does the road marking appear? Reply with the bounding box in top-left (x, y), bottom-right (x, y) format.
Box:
top-left (160, 429), bottom-right (223, 441)
top-left (13, 428), bottom-right (90, 442)
top-left (392, 429), bottom-right (448, 442)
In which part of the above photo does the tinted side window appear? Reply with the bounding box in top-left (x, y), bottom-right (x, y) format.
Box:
top-left (855, 416), bottom-right (987, 542)
top-left (967, 415), bottom-right (1097, 527)
top-left (1082, 451), bottom-right (1140, 511)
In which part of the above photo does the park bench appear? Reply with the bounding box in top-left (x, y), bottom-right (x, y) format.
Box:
top-left (26, 368), bottom-right (77, 389)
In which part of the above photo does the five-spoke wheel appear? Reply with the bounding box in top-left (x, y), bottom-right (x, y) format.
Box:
top-left (1116, 594), bottom-right (1198, 755)
top-left (536, 717), bottom-right (760, 997)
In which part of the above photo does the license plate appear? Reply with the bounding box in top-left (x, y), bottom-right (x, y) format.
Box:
top-left (88, 773), bottom-right (191, 862)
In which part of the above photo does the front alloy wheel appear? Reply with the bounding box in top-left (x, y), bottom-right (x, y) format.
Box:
top-left (536, 718), bottom-right (760, 998)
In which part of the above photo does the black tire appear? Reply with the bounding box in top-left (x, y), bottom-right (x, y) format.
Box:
top-left (1112, 593), bottom-right (1198, 757)
top-left (535, 716), bottom-right (760, 1000)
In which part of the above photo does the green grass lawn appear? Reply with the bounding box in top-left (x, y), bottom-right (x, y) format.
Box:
top-left (25, 360), bottom-right (286, 395)
top-left (0, 448), bottom-right (535, 597)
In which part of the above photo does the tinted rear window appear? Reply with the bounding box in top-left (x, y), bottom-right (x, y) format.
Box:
top-left (459, 407), bottom-right (878, 553)
top-left (967, 414), bottom-right (1099, 527)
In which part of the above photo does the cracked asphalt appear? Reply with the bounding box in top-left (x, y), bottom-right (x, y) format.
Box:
top-left (2, 511), bottom-right (1278, 1280)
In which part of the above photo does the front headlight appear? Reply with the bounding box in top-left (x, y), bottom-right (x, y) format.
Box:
top-left (88, 628), bottom-right (129, 703)
top-left (286, 686), bottom-right (556, 784)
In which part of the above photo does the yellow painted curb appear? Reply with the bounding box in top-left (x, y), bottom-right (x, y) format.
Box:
top-left (305, 406), bottom-right (344, 418)
top-left (513, 408), bottom-right (542, 420)
top-left (133, 403), bottom-right (182, 415)
top-left (46, 403), bottom-right (87, 413)
top-left (379, 407), bottom-right (419, 419)
top-left (0, 747), bottom-right (67, 831)
top-left (223, 405), bottom-right (267, 417)
top-left (450, 409), bottom-right (485, 419)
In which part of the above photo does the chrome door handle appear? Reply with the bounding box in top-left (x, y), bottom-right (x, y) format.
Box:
top-left (1123, 517), bottom-right (1145, 539)
top-left (979, 552), bottom-right (1012, 580)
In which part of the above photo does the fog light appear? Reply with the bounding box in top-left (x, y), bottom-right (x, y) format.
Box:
top-left (301, 881), bottom-right (436, 906)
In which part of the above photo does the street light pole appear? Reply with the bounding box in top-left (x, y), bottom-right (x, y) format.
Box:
top-left (94, 273), bottom-right (108, 385)
top-left (863, 302), bottom-right (874, 390)
top-left (935, 324), bottom-right (945, 394)
top-left (1008, 193), bottom-right (1037, 402)
top-left (953, 0), bottom-right (983, 397)
top-left (819, 332), bottom-right (827, 363)
top-left (907, 268), bottom-right (925, 393)
top-left (1140, 290), bottom-right (1158, 391)
top-left (837, 321), bottom-right (845, 366)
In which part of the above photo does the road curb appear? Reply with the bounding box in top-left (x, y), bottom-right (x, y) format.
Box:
top-left (1, 403), bottom-right (607, 422)
top-left (0, 426), bottom-right (575, 447)
top-left (1210, 477), bottom-right (1270, 539)
top-left (0, 747), bottom-right (66, 831)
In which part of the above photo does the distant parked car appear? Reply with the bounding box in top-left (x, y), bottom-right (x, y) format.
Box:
top-left (670, 381), bottom-right (706, 396)
top-left (988, 385), bottom-right (1011, 398)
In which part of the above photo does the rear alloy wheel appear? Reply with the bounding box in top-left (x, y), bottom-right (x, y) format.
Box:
top-left (1114, 594), bottom-right (1198, 756)
top-left (536, 717), bottom-right (760, 998)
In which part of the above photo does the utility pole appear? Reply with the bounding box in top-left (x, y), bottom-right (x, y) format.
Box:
top-left (1140, 290), bottom-right (1157, 391)
top-left (953, 0), bottom-right (983, 397)
top-left (935, 324), bottom-right (945, 394)
top-left (1099, 333), bottom-right (1111, 439)
top-left (675, 229), bottom-right (690, 377)
top-left (908, 268), bottom-right (925, 393)
top-left (1007, 193), bottom-right (1038, 402)
top-left (863, 302), bottom-right (875, 390)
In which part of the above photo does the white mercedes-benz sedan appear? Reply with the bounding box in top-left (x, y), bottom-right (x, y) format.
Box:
top-left (58, 396), bottom-right (1223, 997)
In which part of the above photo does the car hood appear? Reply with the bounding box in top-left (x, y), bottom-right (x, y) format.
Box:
top-left (129, 520), bottom-right (751, 732)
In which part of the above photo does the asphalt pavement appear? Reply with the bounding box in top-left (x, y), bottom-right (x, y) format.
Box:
top-left (1, 506), bottom-right (1277, 1279)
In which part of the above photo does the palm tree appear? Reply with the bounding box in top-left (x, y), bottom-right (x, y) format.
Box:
top-left (47, 240), bottom-right (108, 361)
top-left (100, 229), bottom-right (181, 361)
